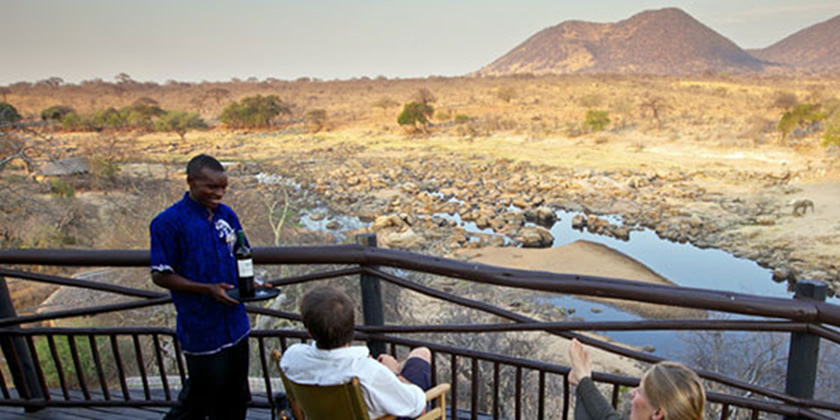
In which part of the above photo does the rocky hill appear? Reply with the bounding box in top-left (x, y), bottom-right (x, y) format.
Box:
top-left (748, 14), bottom-right (840, 73)
top-left (478, 8), bottom-right (767, 76)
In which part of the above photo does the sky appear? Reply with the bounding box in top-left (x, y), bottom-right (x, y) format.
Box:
top-left (2, 0), bottom-right (840, 85)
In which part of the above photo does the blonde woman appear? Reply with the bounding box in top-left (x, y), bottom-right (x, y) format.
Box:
top-left (568, 339), bottom-right (706, 420)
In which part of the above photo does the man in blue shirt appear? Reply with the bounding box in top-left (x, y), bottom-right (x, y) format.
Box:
top-left (150, 154), bottom-right (250, 420)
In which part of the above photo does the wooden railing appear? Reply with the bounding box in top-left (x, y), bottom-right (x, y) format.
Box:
top-left (0, 237), bottom-right (839, 419)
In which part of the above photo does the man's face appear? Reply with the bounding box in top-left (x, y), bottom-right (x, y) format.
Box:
top-left (187, 167), bottom-right (228, 209)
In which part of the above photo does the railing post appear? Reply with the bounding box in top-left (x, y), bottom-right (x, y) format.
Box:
top-left (356, 234), bottom-right (386, 357)
top-left (0, 276), bottom-right (45, 410)
top-left (783, 280), bottom-right (826, 420)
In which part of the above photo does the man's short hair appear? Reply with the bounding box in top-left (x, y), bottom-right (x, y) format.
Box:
top-left (186, 154), bottom-right (224, 178)
top-left (301, 286), bottom-right (355, 350)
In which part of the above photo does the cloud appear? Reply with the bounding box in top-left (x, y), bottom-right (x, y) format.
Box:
top-left (718, 2), bottom-right (840, 24)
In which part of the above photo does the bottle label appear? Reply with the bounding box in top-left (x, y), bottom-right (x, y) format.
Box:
top-left (237, 259), bottom-right (254, 278)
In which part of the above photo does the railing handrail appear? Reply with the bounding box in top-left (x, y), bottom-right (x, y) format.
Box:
top-left (1, 245), bottom-right (838, 419)
top-left (2, 246), bottom-right (840, 326)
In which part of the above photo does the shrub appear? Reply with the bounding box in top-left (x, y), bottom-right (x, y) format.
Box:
top-left (90, 107), bottom-right (127, 130)
top-left (34, 335), bottom-right (113, 388)
top-left (0, 102), bottom-right (22, 124)
top-left (41, 105), bottom-right (75, 122)
top-left (455, 114), bottom-right (470, 124)
top-left (59, 112), bottom-right (86, 131)
top-left (123, 100), bottom-right (165, 130)
top-left (497, 87), bottom-right (517, 103)
top-left (584, 110), bottom-right (611, 132)
top-left (155, 110), bottom-right (207, 140)
top-left (304, 109), bottom-right (328, 133)
top-left (49, 178), bottom-right (75, 198)
top-left (435, 109), bottom-right (452, 121)
top-left (578, 94), bottom-right (604, 109)
top-left (372, 97), bottom-right (400, 110)
top-left (771, 91), bottom-right (798, 109)
top-left (778, 104), bottom-right (827, 141)
top-left (220, 95), bottom-right (291, 129)
top-left (397, 102), bottom-right (434, 132)
top-left (89, 157), bottom-right (120, 181)
top-left (823, 115), bottom-right (840, 147)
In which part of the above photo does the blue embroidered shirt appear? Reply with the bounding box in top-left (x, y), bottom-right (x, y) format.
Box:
top-left (149, 193), bottom-right (250, 354)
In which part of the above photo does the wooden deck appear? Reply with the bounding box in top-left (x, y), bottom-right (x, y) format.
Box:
top-left (0, 405), bottom-right (274, 419)
top-left (0, 389), bottom-right (275, 419)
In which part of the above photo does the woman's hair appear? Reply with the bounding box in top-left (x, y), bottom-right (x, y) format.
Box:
top-left (642, 361), bottom-right (706, 420)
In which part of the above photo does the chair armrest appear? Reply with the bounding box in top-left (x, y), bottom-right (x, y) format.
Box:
top-left (424, 383), bottom-right (450, 402)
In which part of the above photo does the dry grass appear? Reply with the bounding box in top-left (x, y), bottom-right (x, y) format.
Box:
top-left (5, 74), bottom-right (839, 146)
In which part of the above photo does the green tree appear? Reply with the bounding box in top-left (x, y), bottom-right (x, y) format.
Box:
top-left (0, 102), bottom-right (22, 124)
top-left (59, 112), bottom-right (86, 131)
top-left (41, 105), bottom-right (76, 122)
top-left (90, 107), bottom-right (127, 130)
top-left (122, 98), bottom-right (165, 130)
top-left (397, 102), bottom-right (434, 133)
top-left (155, 111), bottom-right (207, 140)
top-left (584, 110), bottom-right (610, 132)
top-left (220, 95), bottom-right (291, 129)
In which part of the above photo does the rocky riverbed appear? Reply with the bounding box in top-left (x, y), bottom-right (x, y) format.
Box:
top-left (226, 134), bottom-right (840, 295)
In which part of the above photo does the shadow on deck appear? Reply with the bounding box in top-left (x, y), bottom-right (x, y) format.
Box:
top-left (0, 389), bottom-right (273, 419)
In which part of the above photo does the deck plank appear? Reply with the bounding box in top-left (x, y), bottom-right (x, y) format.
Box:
top-left (0, 388), bottom-right (274, 419)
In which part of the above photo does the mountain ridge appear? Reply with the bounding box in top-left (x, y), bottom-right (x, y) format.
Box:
top-left (749, 14), bottom-right (840, 73)
top-left (477, 7), bottom-right (838, 76)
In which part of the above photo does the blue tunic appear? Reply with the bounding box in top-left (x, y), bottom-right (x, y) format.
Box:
top-left (149, 193), bottom-right (250, 354)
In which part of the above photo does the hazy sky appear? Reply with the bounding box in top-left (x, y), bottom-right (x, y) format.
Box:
top-left (3, 0), bottom-right (840, 85)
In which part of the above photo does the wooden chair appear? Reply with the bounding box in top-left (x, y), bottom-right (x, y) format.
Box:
top-left (271, 349), bottom-right (450, 420)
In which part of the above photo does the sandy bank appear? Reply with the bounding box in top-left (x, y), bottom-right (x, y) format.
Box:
top-left (457, 240), bottom-right (706, 319)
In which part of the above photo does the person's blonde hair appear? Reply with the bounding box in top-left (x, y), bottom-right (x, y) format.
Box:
top-left (642, 361), bottom-right (705, 420)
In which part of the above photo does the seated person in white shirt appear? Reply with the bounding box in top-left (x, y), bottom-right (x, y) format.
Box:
top-left (280, 286), bottom-right (432, 419)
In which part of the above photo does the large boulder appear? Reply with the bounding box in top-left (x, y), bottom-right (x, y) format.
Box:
top-left (378, 228), bottom-right (423, 249)
top-left (39, 156), bottom-right (90, 176)
top-left (523, 206), bottom-right (557, 227)
top-left (515, 226), bottom-right (554, 248)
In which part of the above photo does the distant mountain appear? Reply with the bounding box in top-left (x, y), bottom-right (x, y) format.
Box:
top-left (478, 8), bottom-right (767, 76)
top-left (749, 14), bottom-right (840, 72)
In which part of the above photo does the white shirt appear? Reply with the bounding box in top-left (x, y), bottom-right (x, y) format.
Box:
top-left (280, 342), bottom-right (426, 419)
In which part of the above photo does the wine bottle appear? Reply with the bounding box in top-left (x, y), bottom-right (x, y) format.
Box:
top-left (235, 230), bottom-right (255, 298)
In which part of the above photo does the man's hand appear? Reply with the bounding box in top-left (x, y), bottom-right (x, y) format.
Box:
top-left (568, 338), bottom-right (592, 386)
top-left (377, 354), bottom-right (401, 374)
top-left (207, 283), bottom-right (239, 305)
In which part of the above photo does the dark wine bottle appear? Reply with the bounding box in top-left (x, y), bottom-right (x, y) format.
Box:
top-left (235, 230), bottom-right (255, 298)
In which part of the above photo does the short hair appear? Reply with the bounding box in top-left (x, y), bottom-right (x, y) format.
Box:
top-left (301, 286), bottom-right (355, 350)
top-left (186, 154), bottom-right (224, 178)
top-left (642, 361), bottom-right (706, 420)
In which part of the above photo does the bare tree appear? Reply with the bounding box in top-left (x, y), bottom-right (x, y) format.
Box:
top-left (681, 314), bottom-right (840, 419)
top-left (206, 88), bottom-right (231, 105)
top-left (410, 88), bottom-right (437, 105)
top-left (639, 96), bottom-right (670, 129)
